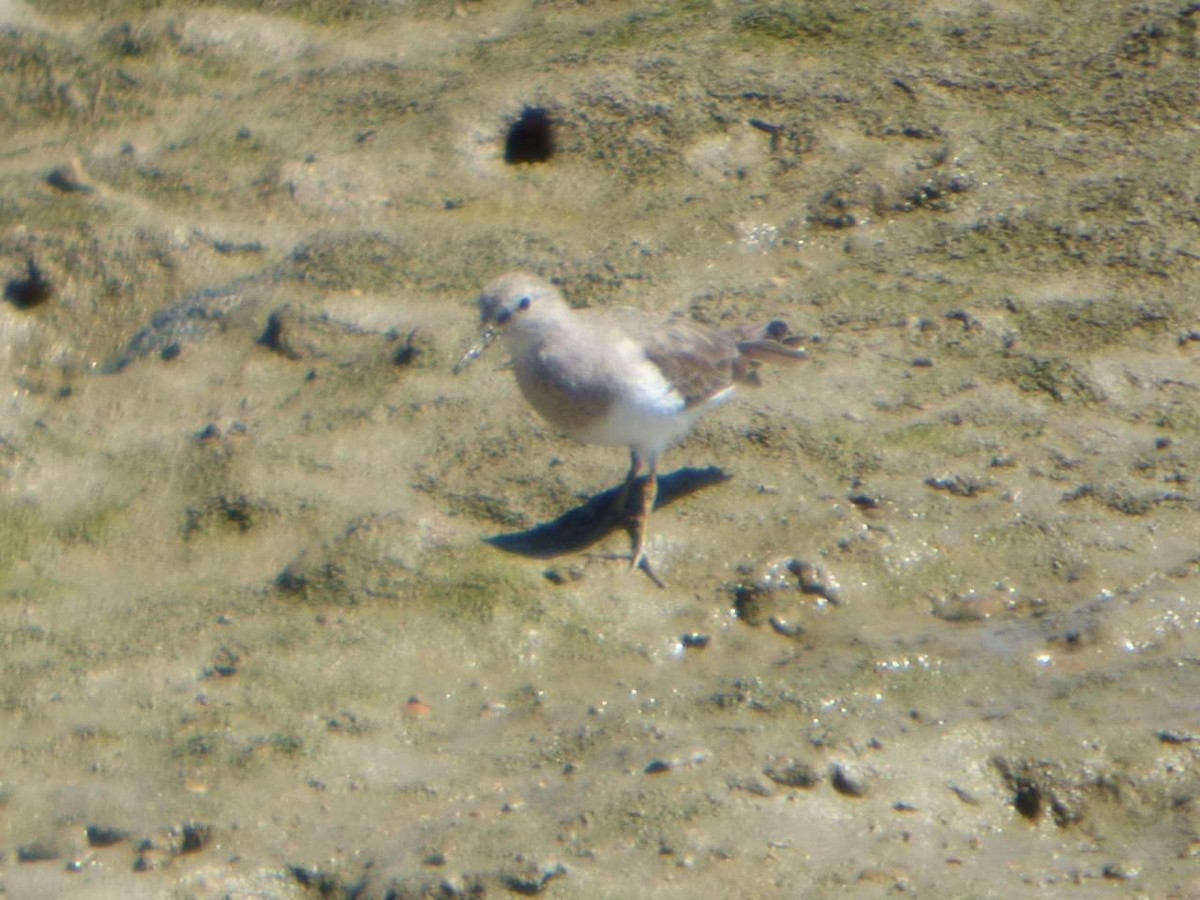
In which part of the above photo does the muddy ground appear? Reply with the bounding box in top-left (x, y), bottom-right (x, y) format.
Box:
top-left (1, 1), bottom-right (1198, 897)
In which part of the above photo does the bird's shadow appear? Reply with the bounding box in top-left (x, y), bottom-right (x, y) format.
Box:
top-left (484, 466), bottom-right (732, 560)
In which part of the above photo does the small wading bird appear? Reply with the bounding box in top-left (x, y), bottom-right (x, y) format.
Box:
top-left (456, 271), bottom-right (808, 586)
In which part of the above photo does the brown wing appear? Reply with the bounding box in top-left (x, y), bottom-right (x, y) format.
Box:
top-left (603, 309), bottom-right (739, 408)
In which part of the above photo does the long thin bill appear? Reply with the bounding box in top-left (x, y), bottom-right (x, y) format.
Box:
top-left (452, 328), bottom-right (497, 374)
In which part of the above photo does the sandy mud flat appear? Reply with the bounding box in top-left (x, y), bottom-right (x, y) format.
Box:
top-left (1, 1), bottom-right (1197, 897)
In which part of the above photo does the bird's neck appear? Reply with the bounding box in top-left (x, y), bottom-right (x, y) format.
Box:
top-left (504, 313), bottom-right (572, 358)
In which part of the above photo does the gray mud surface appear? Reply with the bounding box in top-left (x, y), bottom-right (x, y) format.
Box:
top-left (1, 1), bottom-right (1198, 897)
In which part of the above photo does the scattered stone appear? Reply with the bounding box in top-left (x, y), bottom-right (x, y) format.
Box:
top-left (728, 775), bottom-right (776, 797)
top-left (18, 841), bottom-right (60, 863)
top-left (4, 258), bottom-right (53, 309)
top-left (993, 757), bottom-right (1093, 827)
top-left (831, 762), bottom-right (871, 797)
top-left (287, 864), bottom-right (341, 893)
top-left (768, 616), bottom-right (804, 638)
top-left (1102, 861), bottom-right (1139, 880)
top-left (203, 644), bottom-right (243, 678)
top-left (930, 591), bottom-right (993, 622)
top-left (948, 783), bottom-right (981, 806)
top-left (946, 309), bottom-right (981, 330)
top-left (46, 157), bottom-right (95, 193)
top-left (644, 759), bottom-right (672, 775)
top-left (924, 474), bottom-right (991, 497)
top-left (1157, 729), bottom-right (1199, 744)
top-left (733, 557), bottom-right (843, 629)
top-left (86, 825), bottom-right (129, 848)
top-left (211, 238), bottom-right (265, 255)
top-left (176, 821), bottom-right (212, 854)
top-left (847, 492), bottom-right (883, 510)
top-left (763, 758), bottom-right (820, 789)
top-left (257, 307), bottom-right (293, 357)
top-left (390, 327), bottom-right (424, 367)
top-left (184, 494), bottom-right (270, 537)
top-left (501, 862), bottom-right (566, 895)
top-left (787, 559), bottom-right (842, 605)
top-left (680, 632), bottom-right (711, 649)
top-left (405, 697), bottom-right (432, 718)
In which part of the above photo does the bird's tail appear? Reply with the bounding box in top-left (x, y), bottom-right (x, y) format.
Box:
top-left (736, 339), bottom-right (808, 366)
top-left (730, 319), bottom-right (808, 384)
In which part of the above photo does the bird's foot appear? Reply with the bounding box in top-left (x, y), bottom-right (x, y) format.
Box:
top-left (630, 550), bottom-right (666, 589)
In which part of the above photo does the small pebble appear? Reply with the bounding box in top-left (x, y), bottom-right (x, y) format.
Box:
top-left (763, 759), bottom-right (820, 789)
top-left (86, 825), bottom-right (129, 848)
top-left (18, 842), bottom-right (60, 863)
top-left (4, 258), bottom-right (53, 309)
top-left (405, 697), bottom-right (432, 718)
top-left (46, 157), bottom-right (95, 193)
top-left (831, 762), bottom-right (870, 797)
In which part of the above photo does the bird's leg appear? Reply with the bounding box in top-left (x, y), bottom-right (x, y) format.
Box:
top-left (629, 456), bottom-right (664, 587)
top-left (611, 449), bottom-right (641, 517)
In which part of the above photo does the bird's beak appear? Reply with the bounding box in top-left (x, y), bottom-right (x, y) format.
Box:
top-left (452, 326), bottom-right (497, 374)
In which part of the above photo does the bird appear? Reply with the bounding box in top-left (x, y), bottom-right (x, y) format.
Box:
top-left (457, 271), bottom-right (808, 584)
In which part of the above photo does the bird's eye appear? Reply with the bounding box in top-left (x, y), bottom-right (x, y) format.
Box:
top-left (517, 296), bottom-right (531, 311)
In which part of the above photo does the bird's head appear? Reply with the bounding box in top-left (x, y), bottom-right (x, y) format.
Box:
top-left (454, 271), bottom-right (567, 373)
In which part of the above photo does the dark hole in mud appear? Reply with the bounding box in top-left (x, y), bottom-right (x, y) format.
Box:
top-left (1013, 779), bottom-right (1042, 820)
top-left (179, 822), bottom-right (211, 853)
top-left (504, 107), bottom-right (554, 164)
top-left (4, 258), bottom-right (53, 309)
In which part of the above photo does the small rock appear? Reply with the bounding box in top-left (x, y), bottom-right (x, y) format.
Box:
top-left (728, 775), bottom-right (776, 797)
top-left (768, 616), bottom-right (804, 638)
top-left (1157, 729), bottom-right (1199, 744)
top-left (830, 762), bottom-right (870, 797)
top-left (930, 591), bottom-right (991, 622)
top-left (47, 157), bottom-right (95, 193)
top-left (733, 557), bottom-right (843, 628)
top-left (405, 697), bottom-right (432, 718)
top-left (763, 758), bottom-right (820, 789)
top-left (787, 559), bottom-right (842, 605)
top-left (204, 644), bottom-right (242, 678)
top-left (501, 862), bottom-right (567, 895)
top-left (390, 327), bottom-right (425, 366)
top-left (176, 821), bottom-right (211, 854)
top-left (18, 841), bottom-right (60, 863)
top-left (1102, 861), bottom-right (1139, 880)
top-left (86, 825), bottom-right (129, 848)
top-left (4, 258), bottom-right (53, 309)
top-left (847, 492), bottom-right (882, 510)
top-left (924, 474), bottom-right (990, 498)
top-left (948, 783), bottom-right (981, 806)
